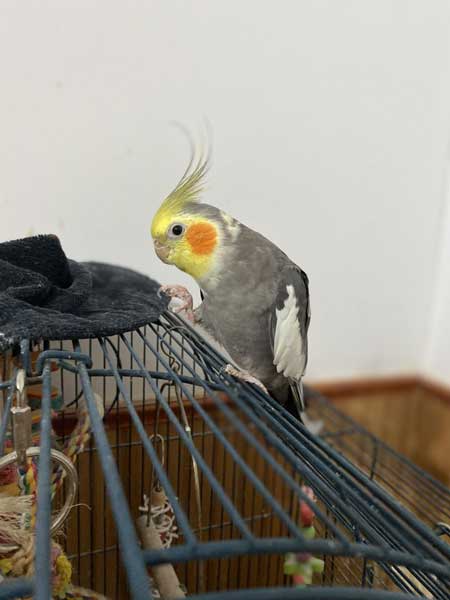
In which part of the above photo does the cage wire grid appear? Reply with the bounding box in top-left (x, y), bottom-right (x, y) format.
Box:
top-left (0, 312), bottom-right (448, 599)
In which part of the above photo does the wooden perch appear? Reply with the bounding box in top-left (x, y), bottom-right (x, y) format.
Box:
top-left (137, 510), bottom-right (185, 599)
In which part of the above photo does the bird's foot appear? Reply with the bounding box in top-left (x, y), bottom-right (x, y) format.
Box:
top-left (222, 364), bottom-right (268, 394)
top-left (159, 285), bottom-right (195, 322)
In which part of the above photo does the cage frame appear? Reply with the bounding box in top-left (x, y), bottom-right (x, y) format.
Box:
top-left (0, 311), bottom-right (448, 599)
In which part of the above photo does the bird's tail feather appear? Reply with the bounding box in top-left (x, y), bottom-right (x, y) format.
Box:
top-left (290, 379), bottom-right (305, 416)
top-left (286, 380), bottom-right (324, 434)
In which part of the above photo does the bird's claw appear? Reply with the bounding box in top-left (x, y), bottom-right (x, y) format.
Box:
top-left (159, 285), bottom-right (195, 322)
top-left (221, 364), bottom-right (268, 394)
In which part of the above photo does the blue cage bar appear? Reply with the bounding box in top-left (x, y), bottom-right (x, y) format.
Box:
top-left (0, 311), bottom-right (448, 598)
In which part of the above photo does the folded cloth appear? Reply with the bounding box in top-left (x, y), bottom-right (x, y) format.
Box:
top-left (0, 235), bottom-right (168, 351)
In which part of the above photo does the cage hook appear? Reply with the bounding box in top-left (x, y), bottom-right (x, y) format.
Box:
top-left (149, 433), bottom-right (165, 492)
top-left (161, 320), bottom-right (211, 381)
top-left (435, 521), bottom-right (450, 538)
top-left (11, 369), bottom-right (32, 471)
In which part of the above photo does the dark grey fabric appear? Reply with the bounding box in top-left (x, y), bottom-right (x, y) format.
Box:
top-left (0, 235), bottom-right (168, 350)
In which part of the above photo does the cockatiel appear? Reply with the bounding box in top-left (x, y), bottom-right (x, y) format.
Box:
top-left (151, 151), bottom-right (311, 419)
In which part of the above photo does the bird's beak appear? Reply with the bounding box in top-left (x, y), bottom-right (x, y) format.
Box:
top-left (153, 240), bottom-right (171, 264)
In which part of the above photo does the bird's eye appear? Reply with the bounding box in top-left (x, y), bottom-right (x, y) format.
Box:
top-left (168, 223), bottom-right (185, 238)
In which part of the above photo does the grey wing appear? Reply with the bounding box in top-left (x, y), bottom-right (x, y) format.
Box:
top-left (269, 266), bottom-right (310, 412)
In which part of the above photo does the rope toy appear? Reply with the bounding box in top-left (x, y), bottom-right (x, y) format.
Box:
top-left (138, 487), bottom-right (185, 599)
top-left (139, 491), bottom-right (179, 550)
top-left (284, 486), bottom-right (325, 587)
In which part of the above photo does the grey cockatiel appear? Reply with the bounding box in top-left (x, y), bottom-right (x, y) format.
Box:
top-left (151, 153), bottom-right (310, 418)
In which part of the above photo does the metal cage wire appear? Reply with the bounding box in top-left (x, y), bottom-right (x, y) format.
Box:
top-left (0, 311), bottom-right (448, 599)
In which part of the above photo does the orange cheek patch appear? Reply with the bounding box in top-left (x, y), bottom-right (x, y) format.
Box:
top-left (186, 222), bottom-right (217, 255)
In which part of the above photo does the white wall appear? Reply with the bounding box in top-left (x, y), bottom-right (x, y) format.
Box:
top-left (1, 1), bottom-right (450, 382)
top-left (426, 149), bottom-right (450, 386)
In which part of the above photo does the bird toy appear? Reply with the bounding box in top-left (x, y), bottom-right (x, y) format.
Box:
top-left (284, 486), bottom-right (325, 587)
top-left (137, 434), bottom-right (185, 599)
top-left (0, 356), bottom-right (107, 599)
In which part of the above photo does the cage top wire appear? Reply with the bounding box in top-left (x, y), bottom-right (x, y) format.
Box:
top-left (0, 311), bottom-right (449, 599)
top-left (307, 389), bottom-right (450, 535)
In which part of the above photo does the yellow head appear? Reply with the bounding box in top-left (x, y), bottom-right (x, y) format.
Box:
top-left (151, 154), bottom-right (219, 282)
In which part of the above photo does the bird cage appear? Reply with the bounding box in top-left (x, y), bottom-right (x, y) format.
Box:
top-left (0, 310), bottom-right (449, 600)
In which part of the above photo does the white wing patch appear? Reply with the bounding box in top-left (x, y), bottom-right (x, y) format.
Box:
top-left (273, 284), bottom-right (305, 380)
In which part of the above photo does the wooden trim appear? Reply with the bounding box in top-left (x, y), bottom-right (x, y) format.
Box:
top-left (309, 374), bottom-right (450, 406)
top-left (417, 376), bottom-right (450, 405)
top-left (53, 392), bottom-right (231, 437)
top-left (308, 375), bottom-right (420, 399)
top-left (52, 375), bottom-right (450, 438)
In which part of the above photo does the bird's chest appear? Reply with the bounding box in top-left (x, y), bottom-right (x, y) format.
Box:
top-left (199, 295), bottom-right (273, 375)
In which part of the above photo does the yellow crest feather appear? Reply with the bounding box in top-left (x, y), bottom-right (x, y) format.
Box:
top-left (162, 149), bottom-right (210, 213)
top-left (151, 127), bottom-right (212, 240)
